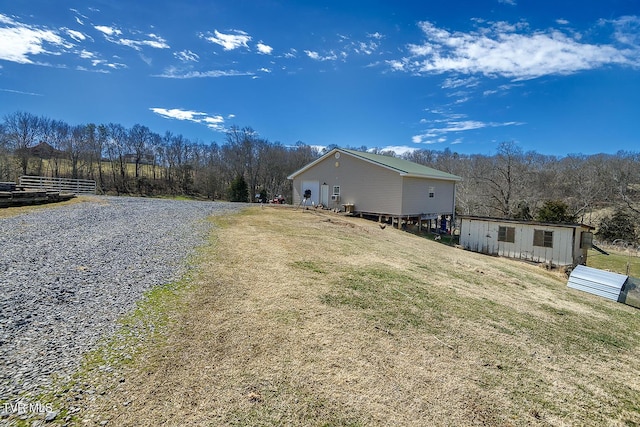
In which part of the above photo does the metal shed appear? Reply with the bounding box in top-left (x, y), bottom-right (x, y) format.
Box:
top-left (567, 265), bottom-right (627, 301)
top-left (459, 216), bottom-right (594, 267)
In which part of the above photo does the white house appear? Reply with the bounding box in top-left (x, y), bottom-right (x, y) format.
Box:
top-left (459, 216), bottom-right (595, 267)
top-left (287, 148), bottom-right (462, 225)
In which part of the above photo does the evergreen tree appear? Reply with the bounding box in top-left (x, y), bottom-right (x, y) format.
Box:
top-left (536, 200), bottom-right (576, 223)
top-left (597, 210), bottom-right (638, 243)
top-left (228, 174), bottom-right (249, 202)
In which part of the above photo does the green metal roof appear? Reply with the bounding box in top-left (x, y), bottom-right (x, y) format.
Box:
top-left (341, 149), bottom-right (462, 181)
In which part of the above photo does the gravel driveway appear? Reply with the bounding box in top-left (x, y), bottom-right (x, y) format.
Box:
top-left (0, 196), bottom-right (244, 406)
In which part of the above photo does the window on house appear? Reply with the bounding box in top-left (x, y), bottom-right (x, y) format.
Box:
top-left (332, 186), bottom-right (340, 196)
top-left (428, 187), bottom-right (435, 198)
top-left (498, 226), bottom-right (515, 243)
top-left (580, 231), bottom-right (593, 249)
top-left (533, 230), bottom-right (553, 248)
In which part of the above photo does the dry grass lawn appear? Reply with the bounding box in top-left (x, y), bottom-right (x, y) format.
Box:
top-left (71, 206), bottom-right (640, 426)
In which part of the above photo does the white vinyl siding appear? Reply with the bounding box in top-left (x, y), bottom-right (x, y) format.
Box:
top-left (290, 149), bottom-right (459, 218)
top-left (292, 152), bottom-right (402, 214)
top-left (401, 177), bottom-right (456, 216)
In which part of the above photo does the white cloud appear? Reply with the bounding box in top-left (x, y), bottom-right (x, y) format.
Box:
top-left (174, 50), bottom-right (199, 62)
top-left (89, 59), bottom-right (126, 69)
top-left (151, 108), bottom-right (207, 121)
top-left (441, 76), bottom-right (479, 89)
top-left (115, 33), bottom-right (169, 50)
top-left (377, 146), bottom-right (417, 155)
top-left (203, 115), bottom-right (225, 130)
top-left (150, 107), bottom-right (228, 132)
top-left (386, 59), bottom-right (406, 71)
top-left (256, 42), bottom-right (273, 55)
top-left (609, 15), bottom-right (640, 46)
top-left (305, 50), bottom-right (338, 61)
top-left (283, 48), bottom-right (297, 58)
top-left (94, 25), bottom-right (122, 36)
top-left (556, 19), bottom-right (569, 25)
top-left (305, 50), bottom-right (320, 60)
top-left (139, 53), bottom-right (152, 66)
top-left (498, 0), bottom-right (517, 5)
top-left (202, 29), bottom-right (251, 51)
top-left (155, 67), bottom-right (254, 79)
top-left (399, 20), bottom-right (640, 80)
top-left (412, 119), bottom-right (522, 144)
top-left (354, 40), bottom-right (378, 55)
top-left (0, 14), bottom-right (72, 64)
top-left (65, 29), bottom-right (86, 42)
top-left (79, 49), bottom-right (95, 58)
top-left (338, 33), bottom-right (381, 56)
top-left (70, 8), bottom-right (88, 25)
top-left (0, 88), bottom-right (43, 96)
top-left (94, 25), bottom-right (168, 51)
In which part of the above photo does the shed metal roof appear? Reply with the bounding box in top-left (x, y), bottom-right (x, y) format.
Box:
top-left (287, 148), bottom-right (462, 181)
top-left (460, 215), bottom-right (595, 230)
top-left (567, 265), bottom-right (627, 301)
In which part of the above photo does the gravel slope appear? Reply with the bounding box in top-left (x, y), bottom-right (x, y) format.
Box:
top-left (0, 196), bottom-right (244, 406)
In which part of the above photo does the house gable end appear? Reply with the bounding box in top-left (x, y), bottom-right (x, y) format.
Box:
top-left (288, 148), bottom-right (461, 182)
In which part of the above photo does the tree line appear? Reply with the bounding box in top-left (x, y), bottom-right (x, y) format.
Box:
top-left (1, 111), bottom-right (638, 243)
top-left (0, 111), bottom-right (319, 202)
top-left (402, 141), bottom-right (640, 244)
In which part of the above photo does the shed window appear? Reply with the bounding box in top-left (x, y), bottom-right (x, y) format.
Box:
top-left (498, 226), bottom-right (515, 243)
top-left (533, 230), bottom-right (553, 248)
top-left (428, 187), bottom-right (435, 198)
top-left (580, 232), bottom-right (593, 249)
top-left (332, 186), bottom-right (340, 196)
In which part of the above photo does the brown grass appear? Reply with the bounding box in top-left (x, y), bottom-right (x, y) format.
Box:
top-left (71, 206), bottom-right (640, 426)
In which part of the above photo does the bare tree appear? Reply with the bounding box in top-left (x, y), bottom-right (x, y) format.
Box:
top-left (0, 123), bottom-right (13, 180)
top-left (3, 111), bottom-right (41, 175)
top-left (224, 126), bottom-right (269, 202)
top-left (95, 124), bottom-right (108, 192)
top-left (611, 151), bottom-right (640, 215)
top-left (128, 124), bottom-right (153, 179)
top-left (472, 142), bottom-right (531, 217)
top-left (105, 123), bottom-right (128, 193)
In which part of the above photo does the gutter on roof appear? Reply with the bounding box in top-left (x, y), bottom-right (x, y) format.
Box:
top-left (402, 172), bottom-right (463, 181)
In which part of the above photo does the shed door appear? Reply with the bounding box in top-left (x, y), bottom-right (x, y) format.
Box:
top-left (301, 180), bottom-right (320, 205)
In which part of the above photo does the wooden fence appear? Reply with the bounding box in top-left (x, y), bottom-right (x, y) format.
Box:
top-left (19, 175), bottom-right (96, 195)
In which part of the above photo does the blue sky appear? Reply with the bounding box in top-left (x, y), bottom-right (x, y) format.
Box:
top-left (1, 1), bottom-right (639, 156)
